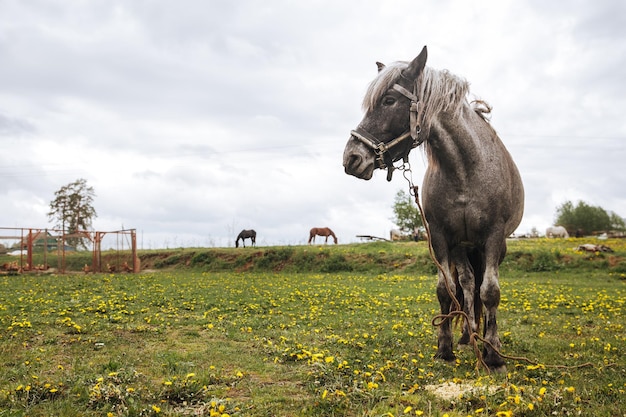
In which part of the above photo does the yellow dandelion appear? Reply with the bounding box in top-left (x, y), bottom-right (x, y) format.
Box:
top-left (367, 381), bottom-right (378, 390)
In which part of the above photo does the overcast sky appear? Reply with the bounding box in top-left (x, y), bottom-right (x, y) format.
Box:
top-left (1, 0), bottom-right (625, 249)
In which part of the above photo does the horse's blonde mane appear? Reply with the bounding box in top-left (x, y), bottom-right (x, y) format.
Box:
top-left (363, 62), bottom-right (489, 136)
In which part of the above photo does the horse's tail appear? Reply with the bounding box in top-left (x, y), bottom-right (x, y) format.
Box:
top-left (469, 249), bottom-right (485, 333)
top-left (308, 228), bottom-right (316, 244)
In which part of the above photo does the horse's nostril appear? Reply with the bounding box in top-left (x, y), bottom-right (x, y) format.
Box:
top-left (348, 154), bottom-right (361, 167)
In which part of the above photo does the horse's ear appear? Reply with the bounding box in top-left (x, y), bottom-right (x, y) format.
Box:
top-left (376, 61), bottom-right (385, 72)
top-left (403, 45), bottom-right (427, 80)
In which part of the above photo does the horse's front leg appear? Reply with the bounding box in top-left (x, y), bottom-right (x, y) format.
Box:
top-left (480, 246), bottom-right (506, 372)
top-left (434, 260), bottom-right (458, 363)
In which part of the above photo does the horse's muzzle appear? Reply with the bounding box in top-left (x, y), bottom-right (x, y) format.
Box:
top-left (343, 136), bottom-right (375, 180)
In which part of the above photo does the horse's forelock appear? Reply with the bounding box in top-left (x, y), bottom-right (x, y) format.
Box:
top-left (362, 61), bottom-right (408, 112)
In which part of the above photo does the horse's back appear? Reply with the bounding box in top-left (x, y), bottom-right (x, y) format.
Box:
top-left (238, 229), bottom-right (256, 238)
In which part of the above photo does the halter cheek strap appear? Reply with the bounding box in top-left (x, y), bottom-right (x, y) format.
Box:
top-left (392, 84), bottom-right (422, 142)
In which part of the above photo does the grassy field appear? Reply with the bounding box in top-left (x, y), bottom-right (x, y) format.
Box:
top-left (0, 239), bottom-right (624, 416)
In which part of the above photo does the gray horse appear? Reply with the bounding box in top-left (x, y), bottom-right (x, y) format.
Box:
top-left (343, 46), bottom-right (524, 372)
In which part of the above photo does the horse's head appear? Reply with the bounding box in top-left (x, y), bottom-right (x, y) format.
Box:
top-left (343, 46), bottom-right (427, 181)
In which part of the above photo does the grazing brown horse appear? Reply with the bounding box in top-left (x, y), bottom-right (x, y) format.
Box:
top-left (235, 229), bottom-right (256, 248)
top-left (308, 227), bottom-right (337, 244)
top-left (343, 46), bottom-right (524, 372)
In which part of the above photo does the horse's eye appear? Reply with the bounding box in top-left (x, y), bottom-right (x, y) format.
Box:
top-left (382, 96), bottom-right (396, 106)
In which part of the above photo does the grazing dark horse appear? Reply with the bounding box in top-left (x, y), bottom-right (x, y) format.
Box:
top-left (235, 229), bottom-right (256, 248)
top-left (342, 46), bottom-right (524, 372)
top-left (308, 227), bottom-right (337, 244)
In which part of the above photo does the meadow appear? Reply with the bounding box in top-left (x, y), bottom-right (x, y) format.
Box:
top-left (0, 239), bottom-right (624, 416)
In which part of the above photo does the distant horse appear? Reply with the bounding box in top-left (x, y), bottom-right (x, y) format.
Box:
top-left (343, 46), bottom-right (524, 372)
top-left (390, 229), bottom-right (403, 241)
top-left (308, 227), bottom-right (337, 244)
top-left (235, 229), bottom-right (256, 248)
top-left (546, 226), bottom-right (569, 238)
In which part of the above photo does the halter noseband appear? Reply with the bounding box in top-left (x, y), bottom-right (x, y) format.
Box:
top-left (350, 79), bottom-right (424, 181)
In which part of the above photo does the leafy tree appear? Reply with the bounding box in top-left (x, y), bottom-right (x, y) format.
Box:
top-left (609, 212), bottom-right (626, 232)
top-left (48, 178), bottom-right (97, 249)
top-left (391, 189), bottom-right (423, 238)
top-left (554, 200), bottom-right (624, 235)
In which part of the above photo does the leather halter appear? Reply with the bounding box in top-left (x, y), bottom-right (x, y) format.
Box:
top-left (350, 80), bottom-right (424, 181)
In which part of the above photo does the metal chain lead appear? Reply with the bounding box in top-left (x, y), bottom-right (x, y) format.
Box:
top-left (399, 160), bottom-right (415, 194)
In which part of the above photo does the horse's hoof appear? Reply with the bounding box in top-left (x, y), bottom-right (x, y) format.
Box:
top-left (434, 352), bottom-right (456, 364)
top-left (488, 364), bottom-right (507, 374)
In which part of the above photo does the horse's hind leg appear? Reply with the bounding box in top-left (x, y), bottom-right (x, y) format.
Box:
top-left (458, 250), bottom-right (483, 347)
top-left (455, 255), bottom-right (477, 347)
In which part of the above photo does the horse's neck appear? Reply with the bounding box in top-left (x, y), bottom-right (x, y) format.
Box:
top-left (426, 105), bottom-right (492, 180)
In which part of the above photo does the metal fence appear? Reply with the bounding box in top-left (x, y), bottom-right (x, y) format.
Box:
top-left (0, 227), bottom-right (138, 274)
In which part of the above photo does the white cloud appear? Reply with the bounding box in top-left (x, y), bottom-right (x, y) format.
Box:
top-left (1, 0), bottom-right (624, 247)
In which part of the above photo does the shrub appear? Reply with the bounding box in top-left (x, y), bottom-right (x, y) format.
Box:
top-left (320, 253), bottom-right (352, 273)
top-left (254, 248), bottom-right (294, 271)
top-left (528, 251), bottom-right (559, 272)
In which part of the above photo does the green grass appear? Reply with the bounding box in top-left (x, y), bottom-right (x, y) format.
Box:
top-left (0, 239), bottom-right (625, 416)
